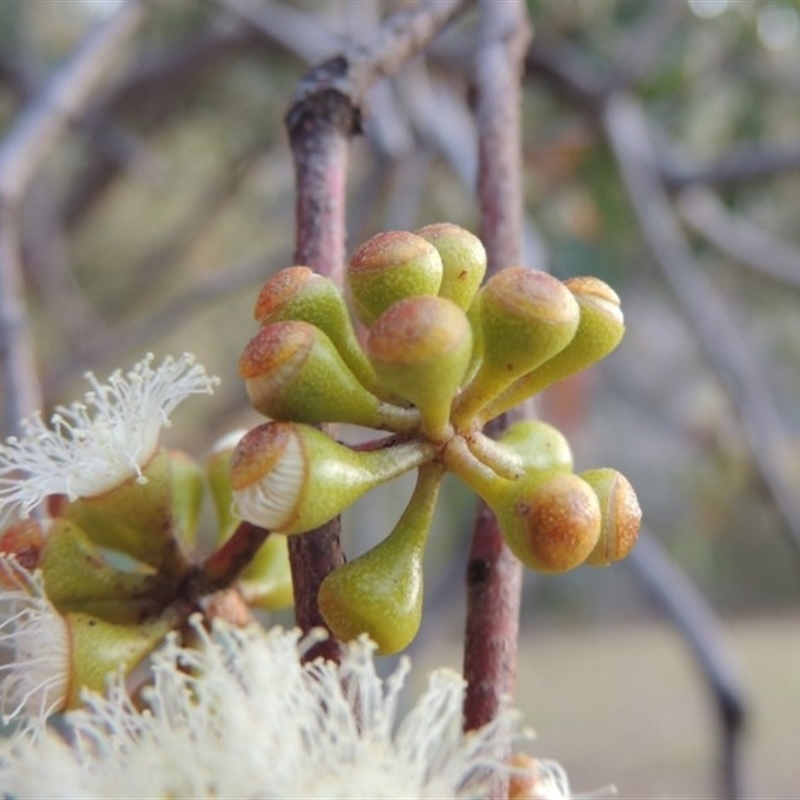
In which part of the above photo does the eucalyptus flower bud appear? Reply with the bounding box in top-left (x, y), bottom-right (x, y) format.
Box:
top-left (167, 449), bottom-right (205, 550)
top-left (461, 419), bottom-right (574, 482)
top-left (480, 276), bottom-right (625, 423)
top-left (445, 437), bottom-right (600, 574)
top-left (579, 468), bottom-right (641, 566)
top-left (499, 469), bottom-right (601, 574)
top-left (318, 464), bottom-right (442, 654)
top-left (414, 222), bottom-right (486, 310)
top-left (207, 429), bottom-right (248, 542)
top-left (254, 267), bottom-right (385, 398)
top-left (206, 430), bottom-right (293, 608)
top-left (238, 534), bottom-right (293, 610)
top-left (347, 230), bottom-right (443, 326)
top-left (497, 420), bottom-right (574, 473)
top-left (452, 268), bottom-right (580, 428)
top-left (230, 422), bottom-right (437, 535)
top-left (66, 609), bottom-right (177, 709)
top-left (239, 321), bottom-right (419, 432)
top-left (367, 296), bottom-right (472, 441)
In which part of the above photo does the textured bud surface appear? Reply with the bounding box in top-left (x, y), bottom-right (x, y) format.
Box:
top-left (415, 222), bottom-right (487, 310)
top-left (501, 471), bottom-right (601, 573)
top-left (254, 267), bottom-right (316, 324)
top-left (581, 468), bottom-right (642, 566)
top-left (347, 230), bottom-right (443, 325)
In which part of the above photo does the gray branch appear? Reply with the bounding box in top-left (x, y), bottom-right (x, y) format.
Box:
top-left (677, 187), bottom-right (800, 293)
top-left (0, 0), bottom-right (146, 435)
top-left (603, 92), bottom-right (800, 562)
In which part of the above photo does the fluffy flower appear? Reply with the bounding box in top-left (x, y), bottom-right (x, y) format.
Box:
top-left (0, 353), bottom-right (219, 527)
top-left (0, 558), bottom-right (70, 725)
top-left (0, 618), bottom-right (524, 799)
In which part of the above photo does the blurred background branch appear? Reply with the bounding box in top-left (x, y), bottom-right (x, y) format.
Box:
top-left (0, 0), bottom-right (145, 433)
top-left (1, 1), bottom-right (799, 796)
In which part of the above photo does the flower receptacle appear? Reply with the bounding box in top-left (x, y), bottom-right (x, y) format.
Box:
top-left (318, 464), bottom-right (442, 654)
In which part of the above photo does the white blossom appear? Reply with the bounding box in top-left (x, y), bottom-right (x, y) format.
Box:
top-left (0, 353), bottom-right (220, 527)
top-left (0, 618), bottom-right (527, 799)
top-left (0, 558), bottom-right (70, 725)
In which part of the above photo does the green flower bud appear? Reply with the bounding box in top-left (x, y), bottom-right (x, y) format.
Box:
top-left (414, 222), bottom-right (487, 310)
top-left (62, 447), bottom-right (188, 577)
top-left (66, 609), bottom-right (176, 709)
top-left (497, 420), bottom-right (574, 473)
top-left (499, 470), bottom-right (601, 574)
top-left (452, 268), bottom-right (580, 428)
top-left (37, 519), bottom-right (167, 623)
top-left (462, 419), bottom-right (574, 481)
top-left (445, 436), bottom-right (600, 573)
top-left (239, 321), bottom-right (419, 432)
top-left (480, 276), bottom-right (625, 423)
top-left (230, 422), bottom-right (436, 535)
top-left (367, 296), bottom-right (472, 441)
top-left (318, 464), bottom-right (442, 655)
top-left (347, 230), bottom-right (443, 326)
top-left (580, 468), bottom-right (641, 567)
top-left (254, 267), bottom-right (385, 398)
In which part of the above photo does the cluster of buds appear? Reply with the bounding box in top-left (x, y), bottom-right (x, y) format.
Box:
top-left (233, 223), bottom-right (641, 655)
top-left (0, 355), bottom-right (293, 722)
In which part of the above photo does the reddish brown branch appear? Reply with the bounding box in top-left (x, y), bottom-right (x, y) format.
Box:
top-left (464, 2), bottom-right (531, 796)
top-left (283, 0), bottom-right (468, 662)
top-left (191, 521), bottom-right (271, 597)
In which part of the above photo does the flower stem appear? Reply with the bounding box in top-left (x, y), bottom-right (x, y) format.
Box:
top-left (464, 1), bottom-right (532, 796)
top-left (191, 521), bottom-right (271, 598)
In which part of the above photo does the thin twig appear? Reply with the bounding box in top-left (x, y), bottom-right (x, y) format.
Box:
top-left (191, 521), bottom-right (271, 598)
top-left (677, 186), bottom-right (800, 293)
top-left (44, 253), bottom-right (274, 397)
top-left (62, 17), bottom-right (261, 230)
top-left (627, 530), bottom-right (749, 800)
top-left (280, 0), bottom-right (467, 661)
top-left (463, 2), bottom-right (531, 797)
top-left (603, 92), bottom-right (800, 564)
top-left (662, 142), bottom-right (800, 192)
top-left (0, 0), bottom-right (145, 435)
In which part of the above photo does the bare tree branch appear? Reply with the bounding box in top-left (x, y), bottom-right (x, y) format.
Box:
top-left (603, 92), bottom-right (800, 564)
top-left (0, 0), bottom-right (146, 435)
top-left (62, 16), bottom-right (261, 230)
top-left (628, 530), bottom-right (749, 800)
top-left (677, 186), bottom-right (800, 293)
top-left (662, 142), bottom-right (800, 192)
top-left (463, 3), bottom-right (531, 796)
top-left (219, 0), bottom-right (340, 63)
top-left (278, 0), bottom-right (468, 661)
top-left (603, 0), bottom-right (686, 94)
top-left (44, 253), bottom-right (274, 397)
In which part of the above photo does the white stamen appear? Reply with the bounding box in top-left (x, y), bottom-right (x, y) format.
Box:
top-left (0, 353), bottom-right (220, 527)
top-left (0, 620), bottom-right (537, 798)
top-left (0, 557), bottom-right (70, 726)
top-left (232, 430), bottom-right (305, 531)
